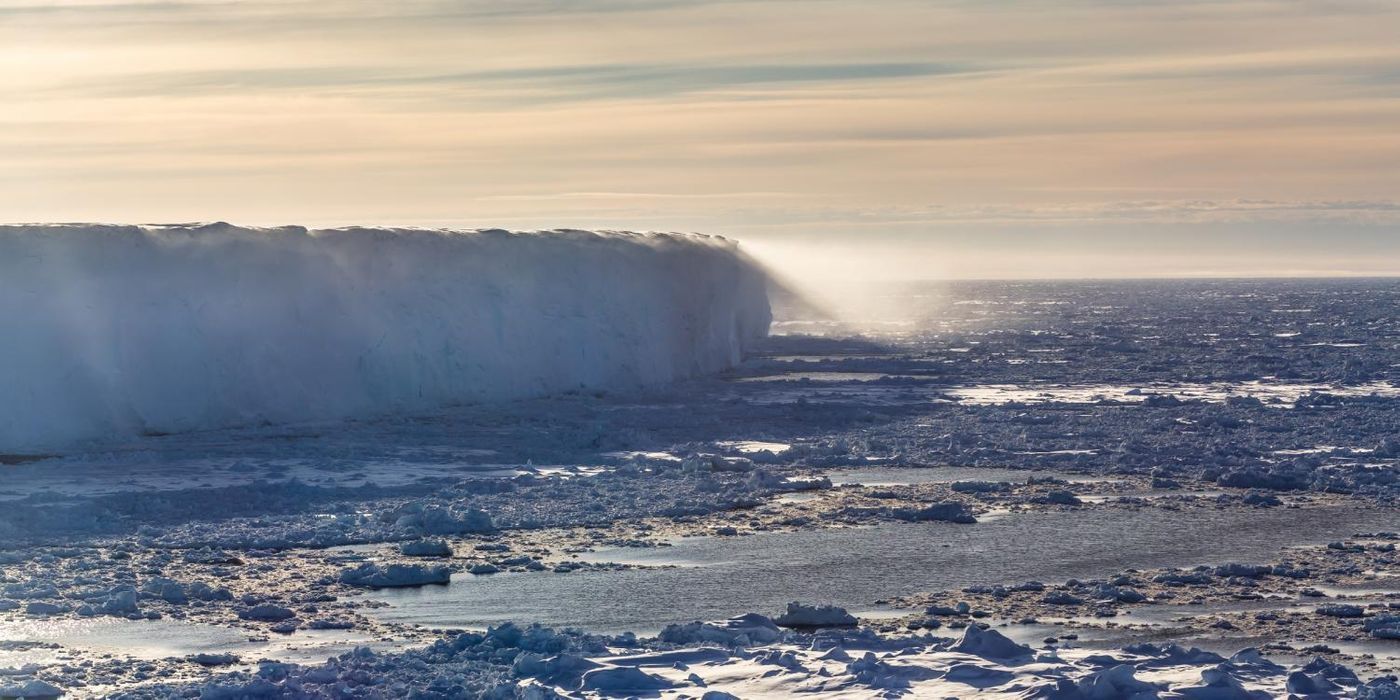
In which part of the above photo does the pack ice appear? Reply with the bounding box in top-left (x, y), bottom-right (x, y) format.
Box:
top-left (0, 224), bottom-right (771, 451)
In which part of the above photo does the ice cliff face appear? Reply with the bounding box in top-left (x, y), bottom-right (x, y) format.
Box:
top-left (0, 224), bottom-right (771, 450)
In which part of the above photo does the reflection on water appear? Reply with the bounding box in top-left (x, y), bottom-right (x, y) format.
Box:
top-left (0, 617), bottom-right (387, 667)
top-left (825, 466), bottom-right (1109, 486)
top-left (715, 440), bottom-right (792, 455)
top-left (737, 372), bottom-right (924, 382)
top-left (947, 380), bottom-right (1400, 406)
top-left (365, 505), bottom-right (1395, 635)
top-left (1001, 594), bottom-right (1400, 664)
top-left (729, 374), bottom-right (1400, 407)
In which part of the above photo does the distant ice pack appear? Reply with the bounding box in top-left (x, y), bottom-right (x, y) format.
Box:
top-left (0, 224), bottom-right (771, 450)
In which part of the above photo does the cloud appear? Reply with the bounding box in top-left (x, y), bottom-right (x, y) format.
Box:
top-left (38, 61), bottom-right (981, 104)
top-left (727, 200), bottom-right (1400, 229)
top-left (4, 0), bottom-right (1400, 269)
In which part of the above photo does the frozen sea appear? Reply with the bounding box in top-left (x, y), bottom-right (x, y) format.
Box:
top-left (2, 276), bottom-right (1398, 698)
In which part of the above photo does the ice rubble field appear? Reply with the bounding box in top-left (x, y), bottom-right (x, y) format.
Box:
top-left (0, 224), bottom-right (770, 451)
top-left (0, 276), bottom-right (1399, 699)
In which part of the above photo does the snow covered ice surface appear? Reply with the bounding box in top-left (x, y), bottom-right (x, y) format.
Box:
top-left (1, 274), bottom-right (1399, 698)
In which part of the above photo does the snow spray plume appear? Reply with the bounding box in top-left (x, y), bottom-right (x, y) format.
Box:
top-left (743, 238), bottom-right (952, 334)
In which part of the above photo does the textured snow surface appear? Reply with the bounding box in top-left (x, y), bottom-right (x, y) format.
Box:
top-left (0, 224), bottom-right (770, 450)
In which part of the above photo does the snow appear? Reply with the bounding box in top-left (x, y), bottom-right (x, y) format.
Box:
top-left (0, 680), bottom-right (63, 699)
top-left (578, 666), bottom-right (674, 693)
top-left (105, 615), bottom-right (1398, 699)
top-left (0, 223), bottom-right (770, 451)
top-left (949, 624), bottom-right (1033, 659)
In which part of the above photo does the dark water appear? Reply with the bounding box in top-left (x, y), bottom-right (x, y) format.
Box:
top-left (367, 504), bottom-right (1394, 635)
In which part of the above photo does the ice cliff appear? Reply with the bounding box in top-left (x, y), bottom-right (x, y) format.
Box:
top-left (0, 224), bottom-right (771, 450)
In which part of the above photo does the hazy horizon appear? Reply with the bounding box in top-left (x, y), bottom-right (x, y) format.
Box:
top-left (5, 0), bottom-right (1400, 278)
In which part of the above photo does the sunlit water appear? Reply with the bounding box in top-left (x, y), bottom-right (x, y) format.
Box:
top-left (0, 617), bottom-right (390, 669)
top-left (364, 504), bottom-right (1395, 635)
top-left (825, 466), bottom-right (1109, 486)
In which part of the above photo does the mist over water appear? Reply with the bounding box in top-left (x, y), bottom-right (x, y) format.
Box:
top-left (744, 231), bottom-right (1400, 292)
top-left (750, 233), bottom-right (1400, 339)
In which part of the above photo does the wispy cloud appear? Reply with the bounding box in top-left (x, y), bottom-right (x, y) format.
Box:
top-left (3, 0), bottom-right (1400, 278)
top-left (671, 200), bottom-right (1400, 233)
top-left (41, 61), bottom-right (983, 103)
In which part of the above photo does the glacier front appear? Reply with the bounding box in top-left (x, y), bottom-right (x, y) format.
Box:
top-left (0, 223), bottom-right (771, 451)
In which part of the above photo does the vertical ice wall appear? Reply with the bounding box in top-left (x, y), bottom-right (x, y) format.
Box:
top-left (0, 224), bottom-right (771, 451)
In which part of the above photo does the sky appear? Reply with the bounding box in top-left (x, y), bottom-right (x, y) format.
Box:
top-left (3, 0), bottom-right (1400, 278)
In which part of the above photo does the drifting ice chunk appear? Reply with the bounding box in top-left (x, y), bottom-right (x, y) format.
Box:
top-left (399, 540), bottom-right (453, 557)
top-left (893, 502), bottom-right (977, 524)
top-left (0, 681), bottom-right (64, 699)
top-left (189, 653), bottom-right (241, 667)
top-left (238, 604), bottom-right (296, 622)
top-left (658, 613), bottom-right (783, 646)
top-left (1364, 615), bottom-right (1400, 639)
top-left (1317, 604), bottom-right (1365, 618)
top-left (340, 562), bottom-right (451, 588)
top-left (1357, 678), bottom-right (1400, 699)
top-left (394, 505), bottom-right (495, 535)
top-left (773, 602), bottom-right (858, 628)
